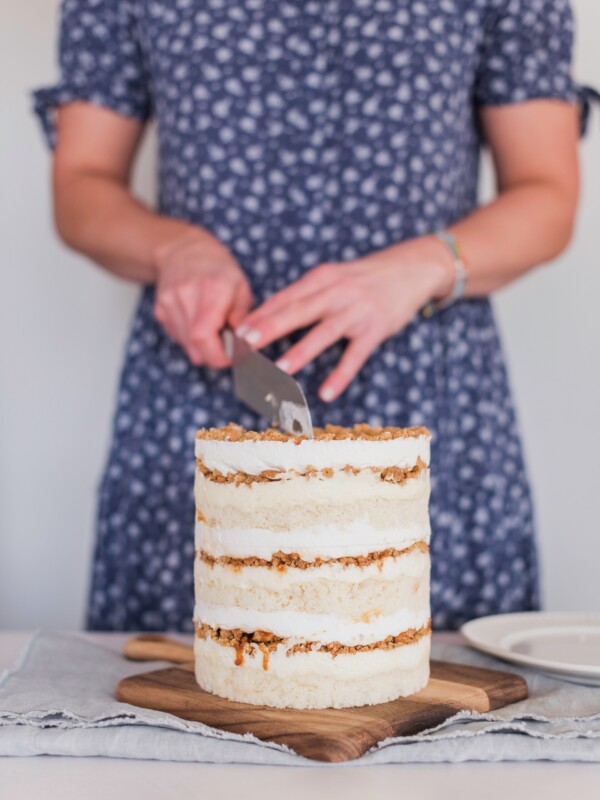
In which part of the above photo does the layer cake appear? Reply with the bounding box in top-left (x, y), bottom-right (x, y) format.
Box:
top-left (194, 423), bottom-right (432, 709)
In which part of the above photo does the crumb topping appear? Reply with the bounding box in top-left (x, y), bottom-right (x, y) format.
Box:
top-left (195, 456), bottom-right (427, 485)
top-left (197, 540), bottom-right (429, 571)
top-left (288, 621), bottom-right (431, 656)
top-left (195, 620), bottom-right (431, 657)
top-left (196, 422), bottom-right (431, 443)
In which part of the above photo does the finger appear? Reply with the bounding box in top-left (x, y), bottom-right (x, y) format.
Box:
top-left (154, 294), bottom-right (188, 348)
top-left (235, 289), bottom-right (333, 349)
top-left (162, 315), bottom-right (207, 366)
top-left (176, 280), bottom-right (201, 325)
top-left (186, 341), bottom-right (209, 366)
top-left (239, 264), bottom-right (338, 331)
top-left (275, 312), bottom-right (353, 375)
top-left (239, 283), bottom-right (310, 328)
top-left (227, 280), bottom-right (254, 329)
top-left (170, 291), bottom-right (210, 366)
top-left (190, 325), bottom-right (229, 367)
top-left (318, 334), bottom-right (380, 402)
top-left (173, 277), bottom-right (234, 366)
top-left (170, 313), bottom-right (208, 367)
top-left (174, 284), bottom-right (207, 365)
top-left (190, 279), bottom-right (235, 367)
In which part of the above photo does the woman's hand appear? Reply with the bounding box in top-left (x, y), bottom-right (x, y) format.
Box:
top-left (52, 104), bottom-right (256, 362)
top-left (236, 237), bottom-right (454, 401)
top-left (154, 229), bottom-right (254, 368)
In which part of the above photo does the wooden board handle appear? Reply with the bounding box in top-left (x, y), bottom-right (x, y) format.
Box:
top-left (124, 634), bottom-right (194, 664)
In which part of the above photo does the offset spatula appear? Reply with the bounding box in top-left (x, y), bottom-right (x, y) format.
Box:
top-left (222, 329), bottom-right (313, 437)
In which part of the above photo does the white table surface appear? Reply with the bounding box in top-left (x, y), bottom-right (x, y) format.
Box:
top-left (1, 631), bottom-right (599, 799)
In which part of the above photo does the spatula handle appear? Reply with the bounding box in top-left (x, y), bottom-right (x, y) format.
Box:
top-left (123, 634), bottom-right (194, 664)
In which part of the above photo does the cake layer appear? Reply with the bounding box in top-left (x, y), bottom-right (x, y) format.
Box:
top-left (195, 468), bottom-right (430, 541)
top-left (194, 600), bottom-right (431, 646)
top-left (195, 426), bottom-right (430, 475)
top-left (195, 547), bottom-right (429, 618)
top-left (194, 631), bottom-right (431, 708)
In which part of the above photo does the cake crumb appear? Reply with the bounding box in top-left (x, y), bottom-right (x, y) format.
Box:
top-left (195, 457), bottom-right (427, 485)
top-left (196, 422), bottom-right (431, 443)
top-left (198, 540), bottom-right (429, 571)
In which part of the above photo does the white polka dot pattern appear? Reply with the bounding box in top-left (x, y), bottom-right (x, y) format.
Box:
top-left (32, 0), bottom-right (579, 631)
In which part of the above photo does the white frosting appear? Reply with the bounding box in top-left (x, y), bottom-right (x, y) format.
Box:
top-left (195, 434), bottom-right (430, 475)
top-left (196, 519), bottom-right (430, 560)
top-left (194, 602), bottom-right (430, 646)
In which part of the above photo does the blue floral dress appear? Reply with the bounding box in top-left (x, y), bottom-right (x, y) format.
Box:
top-left (35, 0), bottom-right (583, 632)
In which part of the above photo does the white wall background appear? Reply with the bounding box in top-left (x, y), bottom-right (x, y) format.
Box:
top-left (1, 1), bottom-right (598, 630)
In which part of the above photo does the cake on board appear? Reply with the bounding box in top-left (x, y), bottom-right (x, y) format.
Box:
top-left (193, 423), bottom-right (432, 709)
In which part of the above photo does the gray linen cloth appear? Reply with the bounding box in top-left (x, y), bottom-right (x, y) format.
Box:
top-left (0, 631), bottom-right (599, 764)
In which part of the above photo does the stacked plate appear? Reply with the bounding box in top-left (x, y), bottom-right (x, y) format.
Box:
top-left (460, 612), bottom-right (600, 685)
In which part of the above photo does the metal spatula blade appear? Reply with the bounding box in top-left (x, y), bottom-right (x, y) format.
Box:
top-left (223, 329), bottom-right (314, 437)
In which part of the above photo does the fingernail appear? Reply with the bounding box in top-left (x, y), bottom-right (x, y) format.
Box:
top-left (320, 386), bottom-right (335, 402)
top-left (276, 359), bottom-right (290, 373)
top-left (244, 329), bottom-right (261, 346)
top-left (237, 327), bottom-right (261, 346)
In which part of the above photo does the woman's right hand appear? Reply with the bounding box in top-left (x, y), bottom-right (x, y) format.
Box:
top-left (52, 105), bottom-right (252, 368)
top-left (153, 228), bottom-right (254, 368)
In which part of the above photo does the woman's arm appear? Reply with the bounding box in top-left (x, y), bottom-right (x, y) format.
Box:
top-left (53, 103), bottom-right (253, 367)
top-left (53, 103), bottom-right (184, 282)
top-left (449, 100), bottom-right (579, 295)
top-left (237, 100), bottom-right (580, 401)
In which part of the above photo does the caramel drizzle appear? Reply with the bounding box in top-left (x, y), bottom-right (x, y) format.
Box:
top-left (234, 642), bottom-right (244, 666)
top-left (259, 643), bottom-right (270, 671)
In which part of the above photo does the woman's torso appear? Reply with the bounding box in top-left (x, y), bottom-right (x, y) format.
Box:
top-left (86, 0), bottom-right (540, 631)
top-left (144, 0), bottom-right (484, 289)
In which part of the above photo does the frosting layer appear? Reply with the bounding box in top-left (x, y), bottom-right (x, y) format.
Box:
top-left (196, 519), bottom-right (429, 560)
top-left (194, 601), bottom-right (430, 646)
top-left (195, 434), bottom-right (430, 475)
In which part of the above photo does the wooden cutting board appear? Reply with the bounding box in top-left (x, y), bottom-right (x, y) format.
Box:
top-left (116, 635), bottom-right (528, 763)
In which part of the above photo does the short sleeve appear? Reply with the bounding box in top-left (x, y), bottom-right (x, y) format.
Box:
top-left (33, 0), bottom-right (152, 148)
top-left (474, 0), bottom-right (578, 108)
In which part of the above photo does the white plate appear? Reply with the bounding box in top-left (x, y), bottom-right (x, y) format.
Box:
top-left (460, 611), bottom-right (600, 685)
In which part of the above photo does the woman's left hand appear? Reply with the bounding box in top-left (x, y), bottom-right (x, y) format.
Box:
top-left (236, 236), bottom-right (454, 402)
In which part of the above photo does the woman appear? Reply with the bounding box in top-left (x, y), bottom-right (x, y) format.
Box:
top-left (35, 0), bottom-right (585, 632)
